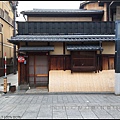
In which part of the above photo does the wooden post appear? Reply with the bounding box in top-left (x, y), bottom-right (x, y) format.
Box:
top-left (3, 52), bottom-right (7, 94)
top-left (18, 62), bottom-right (20, 85)
top-left (4, 52), bottom-right (7, 77)
top-left (3, 77), bottom-right (7, 94)
top-left (63, 42), bottom-right (65, 71)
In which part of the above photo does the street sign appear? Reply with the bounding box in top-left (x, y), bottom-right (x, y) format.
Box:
top-left (18, 56), bottom-right (25, 63)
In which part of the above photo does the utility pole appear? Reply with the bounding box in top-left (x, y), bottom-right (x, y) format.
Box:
top-left (115, 21), bottom-right (120, 95)
top-left (12, 1), bottom-right (18, 74)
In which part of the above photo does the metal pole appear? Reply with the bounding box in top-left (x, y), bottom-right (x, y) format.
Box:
top-left (13, 3), bottom-right (17, 74)
top-left (115, 20), bottom-right (120, 95)
top-left (109, 1), bottom-right (114, 21)
top-left (0, 32), bottom-right (3, 67)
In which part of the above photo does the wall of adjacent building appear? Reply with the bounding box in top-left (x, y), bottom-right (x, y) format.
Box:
top-left (0, 1), bottom-right (13, 18)
top-left (0, 1), bottom-right (14, 76)
top-left (1, 20), bottom-right (14, 57)
top-left (0, 1), bottom-right (14, 59)
top-left (82, 2), bottom-right (107, 21)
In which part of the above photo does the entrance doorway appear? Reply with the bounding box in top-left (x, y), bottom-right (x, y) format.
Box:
top-left (28, 55), bottom-right (48, 88)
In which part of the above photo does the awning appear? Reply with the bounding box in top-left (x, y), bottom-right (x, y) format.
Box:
top-left (67, 45), bottom-right (103, 51)
top-left (19, 46), bottom-right (54, 52)
top-left (8, 34), bottom-right (115, 44)
top-left (21, 9), bottom-right (104, 15)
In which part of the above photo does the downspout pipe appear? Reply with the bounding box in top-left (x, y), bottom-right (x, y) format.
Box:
top-left (12, 3), bottom-right (17, 74)
top-left (99, 40), bottom-right (103, 71)
top-left (0, 32), bottom-right (3, 67)
top-left (109, 1), bottom-right (114, 21)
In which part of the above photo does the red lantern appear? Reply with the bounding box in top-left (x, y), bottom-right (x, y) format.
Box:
top-left (18, 56), bottom-right (25, 63)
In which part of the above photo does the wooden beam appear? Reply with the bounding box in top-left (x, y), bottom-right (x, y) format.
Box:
top-left (63, 42), bottom-right (65, 71)
top-left (36, 74), bottom-right (48, 77)
top-left (18, 62), bottom-right (20, 85)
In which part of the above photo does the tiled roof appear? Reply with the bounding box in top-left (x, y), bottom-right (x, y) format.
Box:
top-left (21, 9), bottom-right (104, 15)
top-left (67, 45), bottom-right (103, 51)
top-left (19, 46), bottom-right (54, 52)
top-left (8, 35), bottom-right (115, 44)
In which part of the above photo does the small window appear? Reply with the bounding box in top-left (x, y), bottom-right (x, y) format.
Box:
top-left (0, 8), bottom-right (4, 18)
top-left (4, 10), bottom-right (9, 21)
top-left (0, 23), bottom-right (3, 32)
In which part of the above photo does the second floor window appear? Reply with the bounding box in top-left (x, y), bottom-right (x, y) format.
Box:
top-left (4, 10), bottom-right (9, 21)
top-left (0, 8), bottom-right (4, 18)
top-left (0, 23), bottom-right (3, 32)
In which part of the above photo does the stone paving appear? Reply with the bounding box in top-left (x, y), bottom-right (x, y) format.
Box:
top-left (0, 73), bottom-right (120, 119)
top-left (0, 93), bottom-right (120, 119)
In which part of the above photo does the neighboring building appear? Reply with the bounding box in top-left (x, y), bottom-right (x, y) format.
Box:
top-left (0, 1), bottom-right (17, 76)
top-left (79, 1), bottom-right (120, 21)
top-left (8, 1), bottom-right (119, 93)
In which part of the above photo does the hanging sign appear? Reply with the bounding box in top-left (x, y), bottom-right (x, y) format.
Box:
top-left (18, 56), bottom-right (25, 63)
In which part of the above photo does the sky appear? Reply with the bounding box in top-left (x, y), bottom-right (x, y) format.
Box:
top-left (16, 1), bottom-right (83, 21)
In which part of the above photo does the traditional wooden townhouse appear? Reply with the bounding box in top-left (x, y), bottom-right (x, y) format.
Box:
top-left (0, 1), bottom-right (18, 76)
top-left (8, 1), bottom-right (120, 93)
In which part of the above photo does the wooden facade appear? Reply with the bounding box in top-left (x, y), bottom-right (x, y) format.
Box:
top-left (17, 21), bottom-right (115, 35)
top-left (8, 1), bottom-right (119, 92)
top-left (14, 35), bottom-right (115, 91)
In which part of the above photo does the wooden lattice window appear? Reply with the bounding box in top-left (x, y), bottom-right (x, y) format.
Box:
top-left (71, 51), bottom-right (97, 72)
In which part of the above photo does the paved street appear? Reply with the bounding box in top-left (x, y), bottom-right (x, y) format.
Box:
top-left (0, 74), bottom-right (120, 119)
top-left (0, 93), bottom-right (120, 119)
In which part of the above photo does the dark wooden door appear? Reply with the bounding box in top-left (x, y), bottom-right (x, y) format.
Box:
top-left (109, 57), bottom-right (114, 69)
top-left (29, 55), bottom-right (48, 88)
top-left (102, 57), bottom-right (108, 70)
top-left (102, 56), bottom-right (114, 70)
